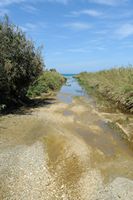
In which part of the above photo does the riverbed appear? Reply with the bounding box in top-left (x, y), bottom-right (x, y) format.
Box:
top-left (0, 75), bottom-right (133, 200)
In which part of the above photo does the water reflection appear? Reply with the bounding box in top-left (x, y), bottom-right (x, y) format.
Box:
top-left (57, 75), bottom-right (84, 103)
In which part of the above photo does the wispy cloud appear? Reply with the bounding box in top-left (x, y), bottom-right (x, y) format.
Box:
top-left (89, 0), bottom-right (128, 6)
top-left (64, 22), bottom-right (91, 30)
top-left (0, 0), bottom-right (128, 7)
top-left (94, 30), bottom-right (109, 35)
top-left (67, 48), bottom-right (88, 53)
top-left (67, 45), bottom-right (105, 53)
top-left (55, 35), bottom-right (69, 39)
top-left (0, 0), bottom-right (70, 7)
top-left (46, 0), bottom-right (69, 4)
top-left (0, 0), bottom-right (26, 7)
top-left (20, 23), bottom-right (37, 32)
top-left (118, 41), bottom-right (133, 49)
top-left (115, 23), bottom-right (133, 39)
top-left (71, 9), bottom-right (103, 17)
top-left (20, 22), bottom-right (46, 32)
top-left (21, 4), bottom-right (39, 13)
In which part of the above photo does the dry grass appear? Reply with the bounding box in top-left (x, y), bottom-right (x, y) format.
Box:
top-left (76, 67), bottom-right (133, 113)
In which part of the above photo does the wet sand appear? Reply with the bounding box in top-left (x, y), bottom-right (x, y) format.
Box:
top-left (0, 77), bottom-right (133, 199)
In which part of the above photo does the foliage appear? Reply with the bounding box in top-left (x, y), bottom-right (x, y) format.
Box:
top-left (0, 16), bottom-right (44, 106)
top-left (76, 67), bottom-right (133, 113)
top-left (27, 71), bottom-right (66, 97)
top-left (49, 68), bottom-right (57, 72)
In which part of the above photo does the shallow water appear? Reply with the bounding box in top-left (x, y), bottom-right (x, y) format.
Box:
top-left (57, 75), bottom-right (133, 181)
top-left (57, 75), bottom-right (84, 104)
top-left (0, 74), bottom-right (133, 199)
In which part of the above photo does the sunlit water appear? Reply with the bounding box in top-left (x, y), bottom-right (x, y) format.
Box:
top-left (57, 74), bottom-right (84, 103)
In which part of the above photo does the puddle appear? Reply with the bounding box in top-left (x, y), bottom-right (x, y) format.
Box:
top-left (63, 110), bottom-right (73, 116)
top-left (57, 93), bottom-right (73, 104)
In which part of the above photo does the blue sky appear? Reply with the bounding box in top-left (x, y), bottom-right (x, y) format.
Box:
top-left (0, 0), bottom-right (133, 73)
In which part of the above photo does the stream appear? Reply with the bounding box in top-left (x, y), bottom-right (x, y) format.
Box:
top-left (0, 75), bottom-right (133, 200)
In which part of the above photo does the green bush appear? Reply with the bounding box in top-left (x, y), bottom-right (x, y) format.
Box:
top-left (27, 71), bottom-right (66, 97)
top-left (0, 16), bottom-right (44, 106)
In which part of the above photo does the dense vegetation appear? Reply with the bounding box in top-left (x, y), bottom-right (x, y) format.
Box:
top-left (0, 16), bottom-right (66, 112)
top-left (0, 16), bottom-right (44, 108)
top-left (27, 70), bottom-right (66, 97)
top-left (76, 67), bottom-right (133, 113)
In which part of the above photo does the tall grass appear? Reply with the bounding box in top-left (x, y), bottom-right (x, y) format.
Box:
top-left (76, 67), bottom-right (133, 113)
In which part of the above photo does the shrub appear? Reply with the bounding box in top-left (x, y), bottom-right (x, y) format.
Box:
top-left (0, 16), bottom-right (44, 106)
top-left (27, 71), bottom-right (66, 97)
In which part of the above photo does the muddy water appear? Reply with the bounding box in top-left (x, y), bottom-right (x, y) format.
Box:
top-left (57, 76), bottom-right (133, 181)
top-left (0, 75), bottom-right (133, 199)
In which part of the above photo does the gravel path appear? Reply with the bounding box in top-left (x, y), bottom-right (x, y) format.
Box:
top-left (0, 98), bottom-right (133, 199)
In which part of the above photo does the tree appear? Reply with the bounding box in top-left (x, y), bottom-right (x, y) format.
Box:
top-left (0, 16), bottom-right (44, 106)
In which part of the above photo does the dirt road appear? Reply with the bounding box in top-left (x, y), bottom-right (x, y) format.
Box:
top-left (0, 77), bottom-right (133, 199)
